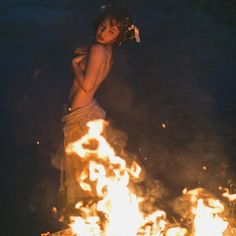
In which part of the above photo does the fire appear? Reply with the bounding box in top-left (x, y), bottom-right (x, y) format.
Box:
top-left (221, 188), bottom-right (236, 202)
top-left (66, 120), bottom-right (143, 236)
top-left (65, 119), bottom-right (235, 236)
top-left (193, 198), bottom-right (228, 236)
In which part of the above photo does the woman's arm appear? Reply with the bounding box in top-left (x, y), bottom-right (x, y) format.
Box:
top-left (72, 44), bottom-right (105, 93)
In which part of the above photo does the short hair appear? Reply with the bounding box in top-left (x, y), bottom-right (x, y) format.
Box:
top-left (94, 5), bottom-right (137, 46)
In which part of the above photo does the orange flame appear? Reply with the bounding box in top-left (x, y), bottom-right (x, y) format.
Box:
top-left (222, 188), bottom-right (236, 202)
top-left (65, 119), bottom-right (233, 236)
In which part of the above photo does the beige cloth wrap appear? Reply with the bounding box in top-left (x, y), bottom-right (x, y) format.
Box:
top-left (62, 100), bottom-right (106, 204)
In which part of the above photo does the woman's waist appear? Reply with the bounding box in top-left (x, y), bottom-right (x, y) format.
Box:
top-left (62, 99), bottom-right (98, 123)
top-left (69, 89), bottom-right (95, 110)
top-left (69, 97), bottom-right (94, 112)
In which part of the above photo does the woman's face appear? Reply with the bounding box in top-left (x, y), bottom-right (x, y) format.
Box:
top-left (96, 18), bottom-right (120, 44)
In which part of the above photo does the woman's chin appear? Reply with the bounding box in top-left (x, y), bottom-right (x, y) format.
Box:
top-left (97, 39), bottom-right (105, 44)
top-left (96, 37), bottom-right (110, 45)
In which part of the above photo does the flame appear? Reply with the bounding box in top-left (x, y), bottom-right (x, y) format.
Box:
top-left (165, 227), bottom-right (187, 236)
top-left (192, 199), bottom-right (228, 236)
top-left (66, 120), bottom-right (143, 235)
top-left (222, 188), bottom-right (236, 202)
top-left (65, 119), bottom-right (234, 236)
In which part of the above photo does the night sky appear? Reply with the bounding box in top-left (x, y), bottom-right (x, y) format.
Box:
top-left (1, 0), bottom-right (236, 235)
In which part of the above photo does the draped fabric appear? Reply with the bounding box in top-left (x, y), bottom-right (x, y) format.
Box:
top-left (62, 100), bottom-right (106, 204)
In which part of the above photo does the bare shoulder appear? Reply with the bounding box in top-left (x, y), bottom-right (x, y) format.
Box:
top-left (90, 43), bottom-right (107, 55)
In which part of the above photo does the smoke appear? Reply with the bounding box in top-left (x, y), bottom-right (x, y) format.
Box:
top-left (96, 45), bottom-right (233, 205)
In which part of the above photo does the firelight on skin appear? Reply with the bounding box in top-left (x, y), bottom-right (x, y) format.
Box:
top-left (96, 18), bottom-right (120, 45)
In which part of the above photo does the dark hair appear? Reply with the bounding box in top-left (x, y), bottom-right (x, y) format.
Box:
top-left (94, 5), bottom-right (138, 46)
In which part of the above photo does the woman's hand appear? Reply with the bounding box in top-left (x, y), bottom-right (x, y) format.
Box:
top-left (72, 54), bottom-right (87, 65)
top-left (74, 46), bottom-right (88, 55)
top-left (72, 59), bottom-right (83, 75)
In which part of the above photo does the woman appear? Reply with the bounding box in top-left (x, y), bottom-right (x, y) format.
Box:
top-left (61, 5), bottom-right (140, 208)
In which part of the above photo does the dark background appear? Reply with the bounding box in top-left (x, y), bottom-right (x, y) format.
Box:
top-left (1, 0), bottom-right (236, 235)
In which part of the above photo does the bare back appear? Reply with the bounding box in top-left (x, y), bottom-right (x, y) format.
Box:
top-left (69, 44), bottom-right (113, 110)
